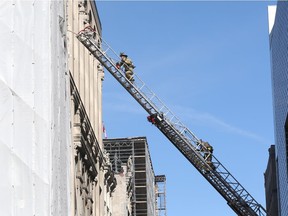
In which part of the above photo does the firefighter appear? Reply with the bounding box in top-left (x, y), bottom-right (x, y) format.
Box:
top-left (199, 139), bottom-right (215, 170)
top-left (147, 113), bottom-right (158, 124)
top-left (147, 113), bottom-right (163, 125)
top-left (116, 52), bottom-right (135, 83)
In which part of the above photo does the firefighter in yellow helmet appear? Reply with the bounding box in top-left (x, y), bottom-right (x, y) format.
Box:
top-left (199, 139), bottom-right (215, 170)
top-left (116, 52), bottom-right (135, 83)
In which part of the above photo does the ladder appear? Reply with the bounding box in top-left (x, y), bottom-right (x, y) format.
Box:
top-left (76, 27), bottom-right (267, 216)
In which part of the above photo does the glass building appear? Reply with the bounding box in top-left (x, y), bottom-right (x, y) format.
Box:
top-left (268, 1), bottom-right (288, 215)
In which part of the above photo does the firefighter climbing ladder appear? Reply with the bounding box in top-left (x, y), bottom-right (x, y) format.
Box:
top-left (77, 27), bottom-right (267, 216)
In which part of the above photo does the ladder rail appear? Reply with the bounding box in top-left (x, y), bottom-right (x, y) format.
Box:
top-left (156, 116), bottom-right (265, 216)
top-left (78, 28), bottom-right (196, 141)
top-left (76, 28), bottom-right (267, 216)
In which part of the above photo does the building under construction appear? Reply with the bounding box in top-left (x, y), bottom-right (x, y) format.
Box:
top-left (155, 175), bottom-right (167, 216)
top-left (104, 137), bottom-right (167, 216)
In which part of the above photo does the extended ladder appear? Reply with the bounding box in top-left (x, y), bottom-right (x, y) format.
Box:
top-left (76, 27), bottom-right (267, 216)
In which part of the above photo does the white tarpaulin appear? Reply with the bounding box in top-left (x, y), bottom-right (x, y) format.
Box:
top-left (0, 1), bottom-right (71, 215)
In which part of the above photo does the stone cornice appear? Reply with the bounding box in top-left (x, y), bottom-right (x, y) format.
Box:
top-left (70, 74), bottom-right (105, 181)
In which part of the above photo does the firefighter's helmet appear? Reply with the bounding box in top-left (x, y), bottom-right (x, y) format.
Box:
top-left (120, 52), bottom-right (128, 57)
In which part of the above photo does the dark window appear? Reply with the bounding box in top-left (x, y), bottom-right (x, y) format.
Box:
top-left (83, 0), bottom-right (87, 7)
top-left (88, 11), bottom-right (92, 23)
top-left (83, 10), bottom-right (92, 25)
top-left (93, 26), bottom-right (96, 39)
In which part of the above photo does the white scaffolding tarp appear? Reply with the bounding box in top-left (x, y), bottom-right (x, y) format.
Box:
top-left (0, 1), bottom-right (71, 215)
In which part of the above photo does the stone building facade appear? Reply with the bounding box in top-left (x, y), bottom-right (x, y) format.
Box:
top-left (67, 1), bottom-right (116, 216)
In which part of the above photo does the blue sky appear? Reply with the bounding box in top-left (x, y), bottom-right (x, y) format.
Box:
top-left (97, 1), bottom-right (275, 215)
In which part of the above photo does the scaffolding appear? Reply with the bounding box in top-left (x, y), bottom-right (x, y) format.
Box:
top-left (104, 137), bottom-right (157, 216)
top-left (155, 175), bottom-right (167, 216)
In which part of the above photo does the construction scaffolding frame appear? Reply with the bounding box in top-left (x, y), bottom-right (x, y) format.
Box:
top-left (104, 137), bottom-right (156, 216)
top-left (155, 175), bottom-right (167, 216)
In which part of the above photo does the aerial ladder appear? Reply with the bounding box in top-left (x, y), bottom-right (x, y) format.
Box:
top-left (76, 27), bottom-right (267, 216)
